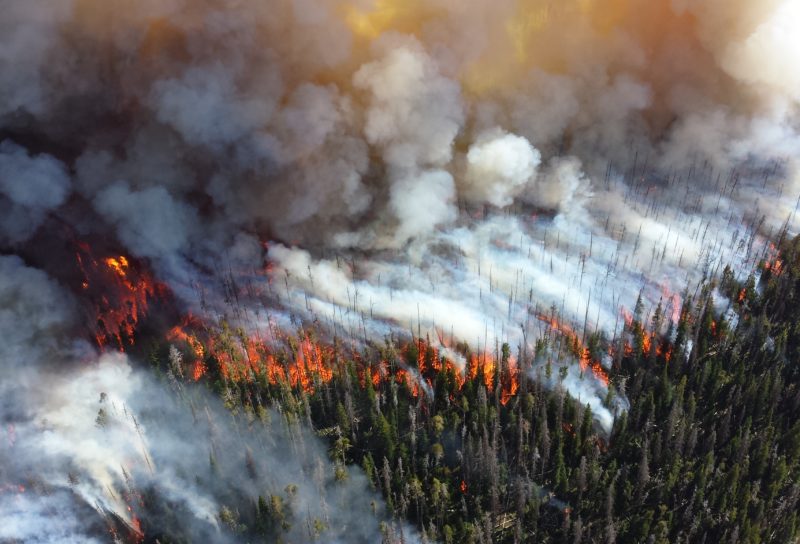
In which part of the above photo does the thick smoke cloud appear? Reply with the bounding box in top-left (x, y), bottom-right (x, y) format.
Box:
top-left (1, 0), bottom-right (800, 534)
top-left (464, 129), bottom-right (541, 207)
top-left (0, 142), bottom-right (71, 244)
top-left (94, 182), bottom-right (199, 260)
top-left (4, 0), bottom-right (797, 253)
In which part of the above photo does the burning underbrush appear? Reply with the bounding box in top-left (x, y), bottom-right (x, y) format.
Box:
top-left (166, 318), bottom-right (524, 405)
top-left (69, 243), bottom-right (686, 423)
top-left (152, 290), bottom-right (676, 428)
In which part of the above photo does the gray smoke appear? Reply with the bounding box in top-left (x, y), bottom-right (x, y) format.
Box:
top-left (0, 141), bottom-right (71, 245)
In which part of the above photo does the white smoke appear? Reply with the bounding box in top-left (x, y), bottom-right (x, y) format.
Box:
top-left (463, 129), bottom-right (541, 207)
top-left (354, 36), bottom-right (464, 172)
top-left (389, 169), bottom-right (458, 245)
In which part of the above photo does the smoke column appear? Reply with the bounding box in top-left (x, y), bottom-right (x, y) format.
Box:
top-left (1, 0), bottom-right (799, 538)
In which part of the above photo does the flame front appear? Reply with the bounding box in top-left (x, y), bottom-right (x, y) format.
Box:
top-left (166, 317), bottom-right (524, 405)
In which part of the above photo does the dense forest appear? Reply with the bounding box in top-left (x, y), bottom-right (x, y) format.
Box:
top-left (145, 235), bottom-right (800, 544)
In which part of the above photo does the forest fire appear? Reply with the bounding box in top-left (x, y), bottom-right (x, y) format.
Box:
top-left (655, 343), bottom-right (673, 363)
top-left (163, 312), bottom-right (526, 405)
top-left (535, 313), bottom-right (610, 387)
top-left (67, 231), bottom-right (672, 428)
top-left (616, 303), bottom-right (677, 366)
top-left (4, 0), bottom-right (800, 540)
top-left (75, 243), bottom-right (163, 351)
top-left (764, 242), bottom-right (783, 276)
top-left (68, 240), bottom-right (675, 414)
top-left (167, 315), bottom-right (206, 363)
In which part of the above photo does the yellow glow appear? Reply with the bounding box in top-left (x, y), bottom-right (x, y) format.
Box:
top-left (582, 0), bottom-right (630, 36)
top-left (344, 2), bottom-right (397, 40)
top-left (342, 0), bottom-right (432, 41)
top-left (463, 0), bottom-right (561, 96)
top-left (69, 0), bottom-right (686, 103)
top-left (506, 3), bottom-right (551, 64)
top-left (105, 256), bottom-right (129, 278)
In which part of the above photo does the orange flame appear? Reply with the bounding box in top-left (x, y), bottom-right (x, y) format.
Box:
top-left (162, 307), bottom-right (623, 408)
top-left (616, 300), bottom-right (679, 365)
top-left (622, 308), bottom-right (634, 328)
top-left (659, 284), bottom-right (682, 323)
top-left (104, 256), bottom-right (129, 278)
top-left (764, 243), bottom-right (783, 276)
top-left (165, 316), bottom-right (530, 404)
top-left (590, 361), bottom-right (609, 387)
top-left (764, 259), bottom-right (783, 276)
top-left (76, 245), bottom-right (161, 351)
top-left (655, 343), bottom-right (673, 363)
top-left (192, 360), bottom-right (207, 381)
top-left (536, 313), bottom-right (610, 387)
top-left (624, 342), bottom-right (634, 357)
top-left (500, 356), bottom-right (520, 405)
top-left (642, 333), bottom-right (652, 355)
top-left (167, 315), bottom-right (206, 360)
